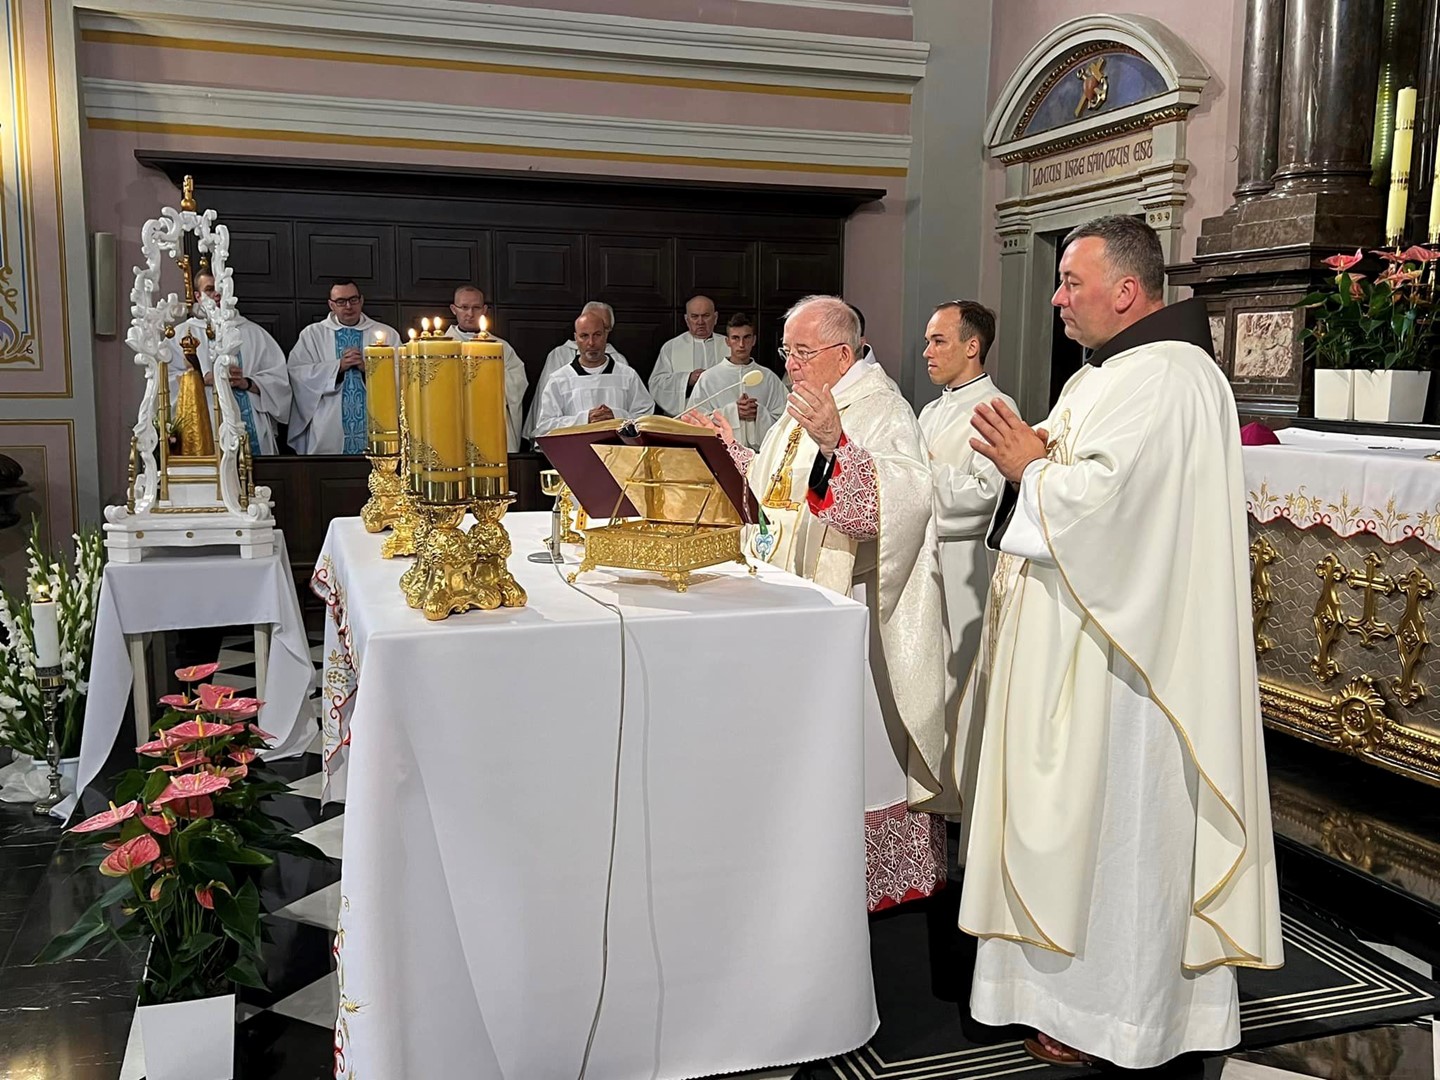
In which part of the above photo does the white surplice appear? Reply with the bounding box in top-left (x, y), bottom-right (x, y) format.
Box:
top-left (167, 315), bottom-right (291, 456)
top-left (523, 342), bottom-right (630, 440)
top-left (286, 313), bottom-right (400, 455)
top-left (691, 360), bottom-right (787, 450)
top-left (531, 358), bottom-right (655, 435)
top-left (650, 331), bottom-right (728, 416)
top-left (957, 301), bottom-right (1283, 1068)
top-left (444, 325), bottom-right (527, 453)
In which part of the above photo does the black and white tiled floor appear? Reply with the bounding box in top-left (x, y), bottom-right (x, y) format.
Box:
top-left (3, 632), bottom-right (1440, 1079)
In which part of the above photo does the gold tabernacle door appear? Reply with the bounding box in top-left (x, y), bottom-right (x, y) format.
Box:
top-left (535, 416), bottom-right (760, 591)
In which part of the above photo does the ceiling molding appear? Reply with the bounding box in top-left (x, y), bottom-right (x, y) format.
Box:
top-left (83, 77), bottom-right (912, 175)
top-left (75, 0), bottom-right (929, 96)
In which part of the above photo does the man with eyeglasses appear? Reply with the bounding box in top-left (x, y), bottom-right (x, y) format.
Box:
top-left (649, 294), bottom-right (729, 416)
top-left (443, 285), bottom-right (528, 452)
top-left (684, 294), bottom-right (948, 914)
top-left (287, 279), bottom-right (399, 455)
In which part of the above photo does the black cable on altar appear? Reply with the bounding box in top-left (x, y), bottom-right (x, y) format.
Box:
top-left (550, 555), bottom-right (628, 1080)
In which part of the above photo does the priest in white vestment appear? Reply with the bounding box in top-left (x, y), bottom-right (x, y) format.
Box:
top-left (959, 216), bottom-right (1282, 1069)
top-left (445, 285), bottom-right (527, 453)
top-left (650, 294), bottom-right (728, 415)
top-left (916, 300), bottom-right (1014, 798)
top-left (532, 309), bottom-right (654, 435)
top-left (689, 313), bottom-right (787, 451)
top-left (685, 295), bottom-right (949, 912)
top-left (168, 271), bottom-right (291, 457)
top-left (523, 301), bottom-right (630, 441)
top-left (287, 280), bottom-right (400, 455)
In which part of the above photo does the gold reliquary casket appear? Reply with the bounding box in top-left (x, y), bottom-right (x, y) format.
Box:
top-left (536, 416), bottom-right (760, 591)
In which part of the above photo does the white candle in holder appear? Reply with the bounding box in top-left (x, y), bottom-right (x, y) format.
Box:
top-left (30, 591), bottom-right (60, 669)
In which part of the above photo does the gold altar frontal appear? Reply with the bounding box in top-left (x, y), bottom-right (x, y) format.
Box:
top-left (1249, 517), bottom-right (1439, 786)
top-left (537, 417), bottom-right (758, 592)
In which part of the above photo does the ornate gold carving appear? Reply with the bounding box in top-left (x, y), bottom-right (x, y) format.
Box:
top-left (1073, 57), bottom-right (1108, 118)
top-left (1311, 554), bottom-right (1348, 681)
top-left (417, 355), bottom-right (443, 387)
top-left (997, 106), bottom-right (1190, 163)
top-left (1318, 811), bottom-right (1377, 872)
top-left (1344, 552), bottom-right (1396, 646)
top-left (570, 521), bottom-right (747, 592)
top-left (1393, 567), bottom-right (1434, 706)
top-left (557, 483), bottom-right (584, 544)
top-left (180, 174), bottom-right (197, 213)
top-left (1334, 676), bottom-right (1388, 755)
top-left (1250, 535), bottom-right (1279, 655)
top-left (1011, 41), bottom-right (1139, 138)
top-left (360, 453), bottom-right (406, 533)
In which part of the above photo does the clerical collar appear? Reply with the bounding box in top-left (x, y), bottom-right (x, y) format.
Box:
top-left (943, 373), bottom-right (989, 393)
top-left (1084, 297), bottom-right (1214, 367)
top-left (571, 358), bottom-right (614, 376)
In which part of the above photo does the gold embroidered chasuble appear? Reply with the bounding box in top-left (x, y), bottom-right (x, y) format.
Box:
top-left (957, 311), bottom-right (1283, 971)
top-left (748, 362), bottom-right (951, 810)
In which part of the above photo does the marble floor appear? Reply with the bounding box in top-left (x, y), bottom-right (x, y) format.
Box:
top-left (1, 635), bottom-right (1439, 1079)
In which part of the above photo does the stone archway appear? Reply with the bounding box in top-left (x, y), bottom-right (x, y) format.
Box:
top-left (986, 15), bottom-right (1210, 419)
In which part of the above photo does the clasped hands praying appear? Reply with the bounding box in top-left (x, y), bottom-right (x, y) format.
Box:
top-left (970, 399), bottom-right (1049, 484)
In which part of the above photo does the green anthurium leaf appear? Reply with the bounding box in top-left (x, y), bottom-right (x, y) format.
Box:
top-left (114, 770), bottom-right (148, 805)
top-left (141, 769), bottom-right (170, 807)
top-left (176, 931), bottom-right (223, 962)
top-left (223, 847), bottom-right (275, 867)
top-left (225, 956), bottom-right (267, 990)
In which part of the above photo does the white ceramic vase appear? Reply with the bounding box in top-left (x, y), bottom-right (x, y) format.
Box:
top-left (136, 993), bottom-right (236, 1080)
top-left (1312, 369), bottom-right (1355, 420)
top-left (1352, 370), bottom-right (1432, 424)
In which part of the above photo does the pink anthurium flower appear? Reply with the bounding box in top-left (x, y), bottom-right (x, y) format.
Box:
top-left (175, 662), bottom-right (220, 683)
top-left (156, 750), bottom-right (210, 773)
top-left (214, 764), bottom-right (248, 781)
top-left (228, 748), bottom-right (258, 764)
top-left (211, 697), bottom-right (264, 718)
top-left (149, 877), bottom-right (170, 902)
top-left (151, 856), bottom-right (176, 872)
top-left (99, 834), bottom-right (161, 877)
top-left (1397, 244), bottom-right (1439, 263)
top-left (248, 724), bottom-right (277, 742)
top-left (169, 795), bottom-right (215, 820)
top-left (162, 719), bottom-right (247, 743)
top-left (153, 771), bottom-right (231, 807)
top-left (195, 885), bottom-right (215, 910)
top-left (195, 684), bottom-right (239, 712)
top-left (68, 800), bottom-right (139, 834)
top-left (1323, 249), bottom-right (1363, 272)
top-left (158, 694), bottom-right (192, 709)
top-left (138, 812), bottom-right (173, 836)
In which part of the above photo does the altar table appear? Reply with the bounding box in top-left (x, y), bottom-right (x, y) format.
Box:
top-left (314, 514), bottom-right (878, 1080)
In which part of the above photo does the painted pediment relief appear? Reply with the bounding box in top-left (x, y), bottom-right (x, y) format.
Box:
top-left (987, 14), bottom-right (1209, 162)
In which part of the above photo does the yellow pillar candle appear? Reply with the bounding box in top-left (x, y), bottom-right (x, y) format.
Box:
top-left (415, 336), bottom-right (466, 499)
top-left (1386, 87), bottom-right (1417, 245)
top-left (461, 334), bottom-right (508, 497)
top-left (1429, 144), bottom-right (1440, 244)
top-left (364, 332), bottom-right (399, 455)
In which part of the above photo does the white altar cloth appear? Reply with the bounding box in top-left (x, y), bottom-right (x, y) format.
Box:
top-left (1244, 427), bottom-right (1440, 551)
top-left (60, 531), bottom-right (315, 820)
top-left (315, 514), bottom-right (877, 1080)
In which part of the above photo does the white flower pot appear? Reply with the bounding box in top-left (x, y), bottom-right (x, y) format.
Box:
top-left (1353, 370), bottom-right (1432, 424)
top-left (1313, 369), bottom-right (1355, 420)
top-left (137, 993), bottom-right (236, 1080)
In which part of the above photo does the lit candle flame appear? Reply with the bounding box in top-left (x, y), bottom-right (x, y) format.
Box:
top-left (408, 328), bottom-right (418, 342)
top-left (434, 317), bottom-right (445, 334)
top-left (421, 317), bottom-right (431, 334)
top-left (479, 314), bottom-right (488, 335)
top-left (374, 331), bottom-right (386, 344)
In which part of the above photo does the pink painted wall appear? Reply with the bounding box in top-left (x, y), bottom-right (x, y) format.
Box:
top-left (979, 0), bottom-right (1247, 313)
top-left (79, 20), bottom-right (911, 498)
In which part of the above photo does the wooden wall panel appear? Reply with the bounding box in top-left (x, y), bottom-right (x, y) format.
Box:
top-left (677, 240), bottom-right (757, 310)
top-left (494, 231), bottom-right (586, 308)
top-left (296, 223), bottom-right (397, 299)
top-left (223, 220), bottom-right (294, 299)
top-left (587, 235), bottom-right (674, 310)
top-left (400, 229), bottom-right (492, 300)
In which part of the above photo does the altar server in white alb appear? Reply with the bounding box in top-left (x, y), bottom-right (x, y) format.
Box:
top-left (650, 294), bottom-right (728, 415)
top-left (917, 301), bottom-right (1015, 713)
top-left (959, 216), bottom-right (1282, 1070)
top-left (531, 309), bottom-right (654, 435)
top-left (689, 312), bottom-right (786, 451)
top-left (445, 284), bottom-right (528, 452)
top-left (524, 301), bottom-right (631, 441)
top-left (686, 296), bottom-right (949, 912)
top-left (287, 280), bottom-right (400, 455)
top-left (169, 271), bottom-right (292, 457)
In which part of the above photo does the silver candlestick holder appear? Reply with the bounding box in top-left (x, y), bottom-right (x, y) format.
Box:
top-left (32, 665), bottom-right (65, 817)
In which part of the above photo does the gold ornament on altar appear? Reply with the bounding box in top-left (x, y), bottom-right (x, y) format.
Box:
top-left (359, 330), bottom-right (413, 542)
top-left (397, 315), bottom-right (525, 619)
top-left (536, 416), bottom-right (758, 592)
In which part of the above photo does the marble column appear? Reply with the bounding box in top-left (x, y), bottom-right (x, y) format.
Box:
top-left (1234, 0), bottom-right (1288, 200)
top-left (1271, 0), bottom-right (1384, 196)
top-left (1409, 0), bottom-right (1440, 238)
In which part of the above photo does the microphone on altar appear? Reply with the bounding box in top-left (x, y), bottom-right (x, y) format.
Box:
top-left (685, 368), bottom-right (765, 414)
